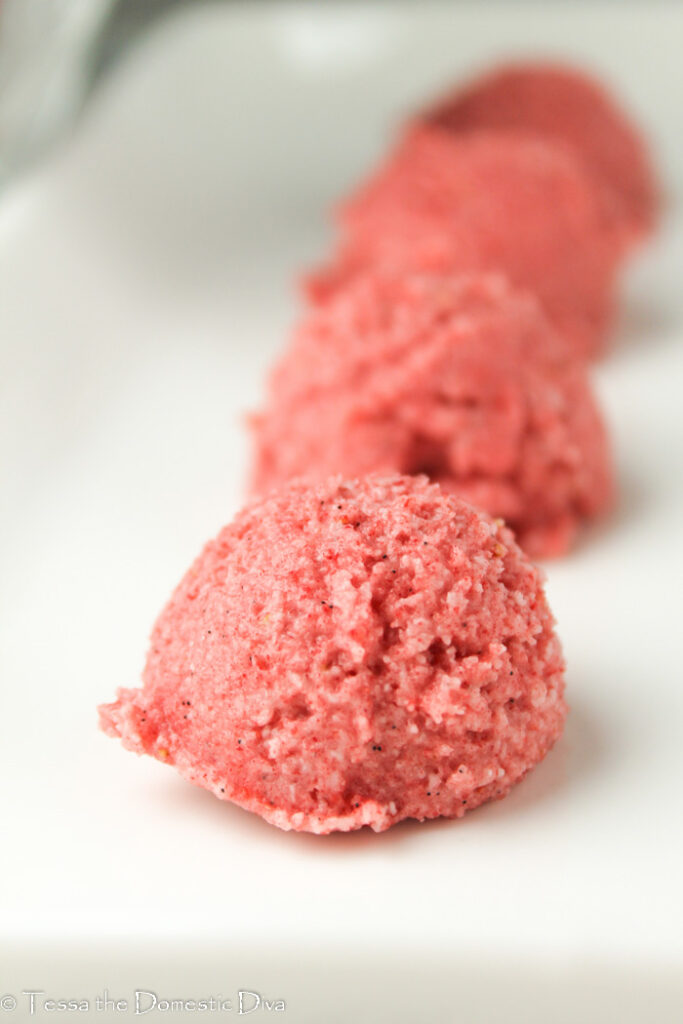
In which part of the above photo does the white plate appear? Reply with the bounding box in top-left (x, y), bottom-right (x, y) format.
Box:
top-left (1, 3), bottom-right (682, 1021)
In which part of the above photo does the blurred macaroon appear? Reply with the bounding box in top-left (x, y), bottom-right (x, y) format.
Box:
top-left (305, 128), bottom-right (624, 359)
top-left (253, 272), bottom-right (614, 558)
top-left (420, 61), bottom-right (658, 250)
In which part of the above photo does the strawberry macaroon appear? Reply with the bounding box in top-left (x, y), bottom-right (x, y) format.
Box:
top-left (100, 474), bottom-right (566, 834)
top-left (421, 61), bottom-right (658, 248)
top-left (255, 272), bottom-right (613, 558)
top-left (305, 127), bottom-right (623, 359)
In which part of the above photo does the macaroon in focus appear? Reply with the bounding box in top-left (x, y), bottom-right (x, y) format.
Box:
top-left (99, 474), bottom-right (567, 834)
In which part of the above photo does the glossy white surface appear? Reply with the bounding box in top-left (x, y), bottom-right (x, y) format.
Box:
top-left (1, 3), bottom-right (682, 1021)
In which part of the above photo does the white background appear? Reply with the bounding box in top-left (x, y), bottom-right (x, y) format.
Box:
top-left (1, 3), bottom-right (682, 1021)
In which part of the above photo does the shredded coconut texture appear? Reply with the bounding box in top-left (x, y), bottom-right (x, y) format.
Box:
top-left (253, 273), bottom-right (614, 558)
top-left (305, 127), bottom-right (622, 359)
top-left (99, 474), bottom-right (566, 833)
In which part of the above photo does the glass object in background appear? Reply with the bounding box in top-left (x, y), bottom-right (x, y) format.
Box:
top-left (0, 0), bottom-right (118, 183)
top-left (0, 0), bottom-right (197, 186)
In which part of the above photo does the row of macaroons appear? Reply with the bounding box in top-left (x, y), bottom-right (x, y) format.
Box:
top-left (98, 62), bottom-right (658, 833)
top-left (251, 62), bottom-right (658, 560)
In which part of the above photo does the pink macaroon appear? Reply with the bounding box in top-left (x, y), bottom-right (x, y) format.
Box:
top-left (421, 61), bottom-right (658, 249)
top-left (253, 272), bottom-right (614, 559)
top-left (305, 127), bottom-right (623, 359)
top-left (99, 474), bottom-right (566, 834)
